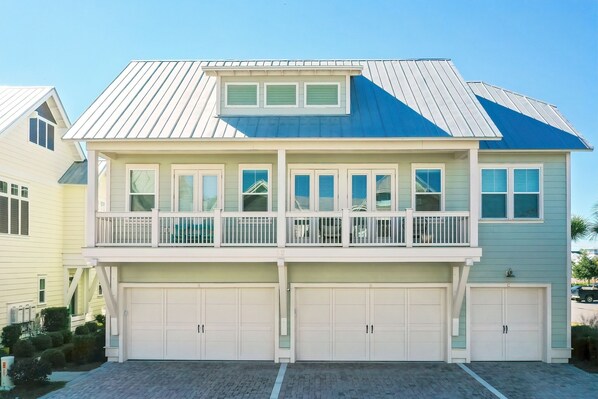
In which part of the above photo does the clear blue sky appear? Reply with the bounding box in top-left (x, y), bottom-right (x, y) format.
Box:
top-left (1, 0), bottom-right (596, 247)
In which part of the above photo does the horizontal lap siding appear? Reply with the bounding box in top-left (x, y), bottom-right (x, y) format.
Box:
top-left (0, 119), bottom-right (80, 327)
top-left (109, 152), bottom-right (468, 212)
top-left (466, 153), bottom-right (568, 349)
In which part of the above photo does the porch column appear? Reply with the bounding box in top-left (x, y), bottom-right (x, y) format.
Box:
top-left (451, 258), bottom-right (473, 336)
top-left (277, 259), bottom-right (288, 336)
top-left (86, 150), bottom-right (98, 247)
top-left (468, 148), bottom-right (479, 247)
top-left (277, 149), bottom-right (286, 248)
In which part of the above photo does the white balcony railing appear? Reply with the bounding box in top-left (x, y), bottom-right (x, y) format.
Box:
top-left (95, 209), bottom-right (470, 248)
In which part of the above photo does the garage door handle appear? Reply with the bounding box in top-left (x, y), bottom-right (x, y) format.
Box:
top-left (202, 325), bottom-right (205, 333)
top-left (502, 325), bottom-right (505, 334)
top-left (198, 324), bottom-right (200, 334)
top-left (505, 325), bottom-right (508, 334)
top-left (366, 325), bottom-right (369, 333)
top-left (370, 325), bottom-right (374, 333)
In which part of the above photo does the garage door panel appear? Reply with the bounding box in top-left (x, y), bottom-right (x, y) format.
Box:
top-left (129, 330), bottom-right (163, 359)
top-left (409, 305), bottom-right (442, 324)
top-left (165, 329), bottom-right (198, 360)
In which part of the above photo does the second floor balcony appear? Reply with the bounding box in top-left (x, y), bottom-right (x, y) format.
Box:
top-left (95, 209), bottom-right (471, 248)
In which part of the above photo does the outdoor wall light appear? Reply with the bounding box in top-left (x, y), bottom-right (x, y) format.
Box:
top-left (505, 268), bottom-right (515, 278)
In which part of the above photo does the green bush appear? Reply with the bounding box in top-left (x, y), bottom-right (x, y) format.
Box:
top-left (62, 343), bottom-right (74, 363)
top-left (8, 358), bottom-right (51, 386)
top-left (85, 321), bottom-right (98, 333)
top-left (95, 314), bottom-right (106, 326)
top-left (61, 329), bottom-right (73, 344)
top-left (31, 334), bottom-right (53, 351)
top-left (74, 325), bottom-right (90, 336)
top-left (93, 328), bottom-right (106, 362)
top-left (572, 325), bottom-right (598, 363)
top-left (1, 325), bottom-right (22, 353)
top-left (40, 348), bottom-right (66, 369)
top-left (72, 335), bottom-right (95, 364)
top-left (13, 339), bottom-right (34, 358)
top-left (41, 307), bottom-right (70, 332)
top-left (48, 331), bottom-right (64, 347)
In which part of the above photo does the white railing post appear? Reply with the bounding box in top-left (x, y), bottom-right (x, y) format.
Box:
top-left (213, 209), bottom-right (222, 248)
top-left (469, 148), bottom-right (479, 247)
top-left (342, 209), bottom-right (350, 247)
top-left (151, 208), bottom-right (159, 247)
top-left (277, 149), bottom-right (286, 248)
top-left (405, 208), bottom-right (414, 247)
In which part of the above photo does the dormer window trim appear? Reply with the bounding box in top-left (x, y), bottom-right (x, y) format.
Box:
top-left (304, 82), bottom-right (341, 108)
top-left (225, 82), bottom-right (259, 108)
top-left (264, 83), bottom-right (299, 108)
top-left (29, 112), bottom-right (56, 151)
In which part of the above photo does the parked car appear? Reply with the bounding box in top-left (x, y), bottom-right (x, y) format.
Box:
top-left (572, 284), bottom-right (598, 303)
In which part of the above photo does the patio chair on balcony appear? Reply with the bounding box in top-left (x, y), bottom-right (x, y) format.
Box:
top-left (319, 217), bottom-right (341, 244)
top-left (172, 219), bottom-right (214, 244)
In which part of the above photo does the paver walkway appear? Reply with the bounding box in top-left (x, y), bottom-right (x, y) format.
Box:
top-left (40, 360), bottom-right (598, 399)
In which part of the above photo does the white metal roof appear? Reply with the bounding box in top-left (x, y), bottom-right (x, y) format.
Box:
top-left (0, 86), bottom-right (66, 134)
top-left (64, 60), bottom-right (503, 141)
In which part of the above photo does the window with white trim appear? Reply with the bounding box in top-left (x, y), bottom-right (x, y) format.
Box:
top-left (348, 170), bottom-right (396, 211)
top-left (126, 165), bottom-right (159, 211)
top-left (240, 166), bottom-right (270, 211)
top-left (480, 166), bottom-right (542, 220)
top-left (38, 275), bottom-right (46, 304)
top-left (290, 170), bottom-right (338, 211)
top-left (0, 178), bottom-right (29, 235)
top-left (304, 83), bottom-right (340, 107)
top-left (226, 83), bottom-right (258, 107)
top-left (29, 117), bottom-right (55, 151)
top-left (413, 166), bottom-right (443, 211)
top-left (265, 83), bottom-right (298, 107)
top-left (172, 166), bottom-right (223, 212)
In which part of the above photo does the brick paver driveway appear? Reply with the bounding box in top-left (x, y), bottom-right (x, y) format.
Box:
top-left (42, 361), bottom-right (598, 399)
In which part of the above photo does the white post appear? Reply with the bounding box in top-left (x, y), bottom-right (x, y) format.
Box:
top-left (342, 208), bottom-right (350, 247)
top-left (405, 208), bottom-right (414, 247)
top-left (277, 259), bottom-right (288, 336)
top-left (277, 149), bottom-right (286, 248)
top-left (469, 148), bottom-right (479, 247)
top-left (151, 208), bottom-right (159, 247)
top-left (213, 208), bottom-right (222, 248)
top-left (86, 150), bottom-right (98, 247)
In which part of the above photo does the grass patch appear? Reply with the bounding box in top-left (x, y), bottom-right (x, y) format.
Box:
top-left (0, 381), bottom-right (66, 399)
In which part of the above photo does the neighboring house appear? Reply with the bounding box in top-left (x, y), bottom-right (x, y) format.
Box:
top-left (0, 86), bottom-right (103, 333)
top-left (63, 60), bottom-right (592, 363)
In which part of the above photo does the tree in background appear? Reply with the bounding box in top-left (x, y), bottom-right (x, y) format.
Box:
top-left (572, 215), bottom-right (589, 241)
top-left (572, 251), bottom-right (598, 284)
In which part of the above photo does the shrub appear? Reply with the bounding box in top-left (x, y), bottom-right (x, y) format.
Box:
top-left (48, 331), bottom-right (64, 347)
top-left (62, 343), bottom-right (74, 363)
top-left (72, 334), bottom-right (95, 364)
top-left (572, 325), bottom-right (598, 363)
top-left (93, 328), bottom-right (106, 362)
top-left (61, 329), bottom-right (73, 344)
top-left (85, 321), bottom-right (98, 333)
top-left (41, 307), bottom-right (70, 332)
top-left (8, 358), bottom-right (51, 386)
top-left (13, 339), bottom-right (34, 358)
top-left (40, 348), bottom-right (66, 369)
top-left (31, 334), bottom-right (53, 351)
top-left (95, 314), bottom-right (106, 326)
top-left (75, 325), bottom-right (90, 336)
top-left (1, 325), bottom-right (22, 353)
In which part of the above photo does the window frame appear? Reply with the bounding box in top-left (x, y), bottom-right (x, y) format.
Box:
top-left (171, 164), bottom-right (225, 212)
top-left (225, 82), bottom-right (259, 108)
top-left (304, 82), bottom-right (341, 108)
top-left (28, 114), bottom-right (56, 151)
top-left (0, 178), bottom-right (29, 236)
top-left (125, 164), bottom-right (159, 212)
top-left (347, 169), bottom-right (397, 212)
top-left (264, 82), bottom-right (299, 108)
top-left (411, 164), bottom-right (445, 212)
top-left (289, 169), bottom-right (339, 212)
top-left (239, 164), bottom-right (272, 212)
top-left (480, 167), bottom-right (508, 219)
top-left (38, 275), bottom-right (47, 305)
top-left (479, 164), bottom-right (543, 222)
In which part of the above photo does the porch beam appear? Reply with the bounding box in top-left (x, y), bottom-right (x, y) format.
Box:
top-left (86, 150), bottom-right (98, 247)
top-left (469, 148), bottom-right (479, 247)
top-left (65, 267), bottom-right (84, 307)
top-left (277, 149), bottom-right (286, 248)
top-left (95, 265), bottom-right (118, 318)
top-left (451, 258), bottom-right (473, 336)
top-left (277, 259), bottom-right (288, 335)
top-left (84, 272), bottom-right (99, 315)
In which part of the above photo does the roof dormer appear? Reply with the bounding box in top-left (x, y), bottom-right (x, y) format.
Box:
top-left (202, 64), bottom-right (362, 116)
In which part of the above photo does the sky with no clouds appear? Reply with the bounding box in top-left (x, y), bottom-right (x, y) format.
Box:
top-left (1, 0), bottom-right (596, 248)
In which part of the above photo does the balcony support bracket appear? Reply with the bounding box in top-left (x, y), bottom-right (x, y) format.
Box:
top-left (451, 258), bottom-right (473, 336)
top-left (277, 258), bottom-right (288, 336)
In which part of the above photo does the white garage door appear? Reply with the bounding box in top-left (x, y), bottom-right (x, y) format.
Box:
top-left (470, 287), bottom-right (544, 361)
top-left (127, 287), bottom-right (275, 360)
top-left (295, 287), bottom-right (446, 361)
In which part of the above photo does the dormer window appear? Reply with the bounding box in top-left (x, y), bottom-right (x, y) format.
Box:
top-left (305, 83), bottom-right (340, 107)
top-left (225, 83), bottom-right (258, 107)
top-left (265, 83), bottom-right (298, 107)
